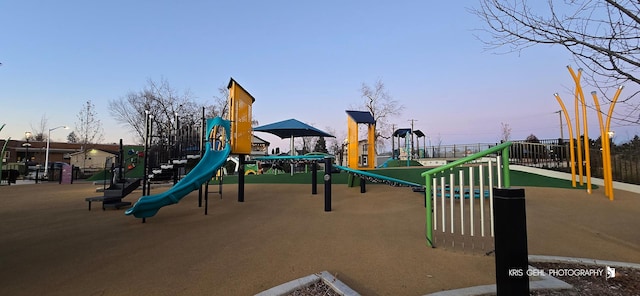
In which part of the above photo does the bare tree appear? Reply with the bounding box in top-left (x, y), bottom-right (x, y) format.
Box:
top-left (75, 100), bottom-right (104, 148)
top-left (359, 79), bottom-right (404, 151)
top-left (500, 122), bottom-right (512, 142)
top-left (472, 0), bottom-right (640, 122)
top-left (30, 114), bottom-right (49, 141)
top-left (110, 78), bottom-right (233, 144)
top-left (212, 85), bottom-right (230, 119)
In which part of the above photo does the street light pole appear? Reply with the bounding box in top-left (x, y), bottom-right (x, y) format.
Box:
top-left (44, 125), bottom-right (68, 176)
top-left (23, 131), bottom-right (32, 175)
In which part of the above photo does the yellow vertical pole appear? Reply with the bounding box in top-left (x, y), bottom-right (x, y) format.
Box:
top-left (554, 94), bottom-right (576, 187)
top-left (578, 80), bottom-right (592, 194)
top-left (568, 67), bottom-right (585, 187)
top-left (367, 123), bottom-right (376, 169)
top-left (604, 86), bottom-right (624, 201)
top-left (591, 91), bottom-right (610, 198)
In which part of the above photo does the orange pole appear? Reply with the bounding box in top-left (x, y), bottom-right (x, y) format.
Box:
top-left (577, 76), bottom-right (592, 194)
top-left (568, 66), bottom-right (584, 186)
top-left (604, 86), bottom-right (624, 200)
top-left (591, 91), bottom-right (610, 197)
top-left (554, 94), bottom-right (576, 187)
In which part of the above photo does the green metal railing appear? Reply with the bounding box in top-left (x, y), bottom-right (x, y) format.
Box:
top-left (421, 141), bottom-right (512, 247)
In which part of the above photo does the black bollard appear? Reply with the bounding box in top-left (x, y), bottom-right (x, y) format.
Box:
top-left (238, 155), bottom-right (245, 202)
top-left (311, 162), bottom-right (317, 195)
top-left (493, 188), bottom-right (529, 295)
top-left (360, 177), bottom-right (366, 193)
top-left (324, 157), bottom-right (332, 212)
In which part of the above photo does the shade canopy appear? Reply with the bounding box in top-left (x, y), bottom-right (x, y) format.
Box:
top-left (345, 110), bottom-right (375, 124)
top-left (254, 119), bottom-right (334, 139)
top-left (393, 128), bottom-right (412, 138)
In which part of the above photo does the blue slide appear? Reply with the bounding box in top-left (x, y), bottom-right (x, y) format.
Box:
top-left (125, 117), bottom-right (231, 219)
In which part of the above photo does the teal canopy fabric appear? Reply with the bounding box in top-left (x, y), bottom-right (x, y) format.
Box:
top-left (254, 119), bottom-right (334, 139)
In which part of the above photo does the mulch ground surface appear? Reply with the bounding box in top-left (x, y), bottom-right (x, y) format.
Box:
top-left (0, 182), bottom-right (638, 295)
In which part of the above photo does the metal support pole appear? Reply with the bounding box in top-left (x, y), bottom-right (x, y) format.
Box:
top-left (198, 108), bottom-right (205, 207)
top-left (324, 157), bottom-right (332, 212)
top-left (119, 139), bottom-right (124, 183)
top-left (205, 181), bottom-right (209, 215)
top-left (238, 155), bottom-right (245, 202)
top-left (218, 168), bottom-right (223, 198)
top-left (493, 188), bottom-right (529, 295)
top-left (311, 162), bottom-right (317, 195)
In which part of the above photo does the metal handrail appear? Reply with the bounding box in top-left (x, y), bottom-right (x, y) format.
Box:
top-left (421, 141), bottom-right (512, 247)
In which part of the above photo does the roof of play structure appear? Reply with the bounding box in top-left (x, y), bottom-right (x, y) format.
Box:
top-left (227, 77), bottom-right (256, 102)
top-left (393, 129), bottom-right (425, 138)
top-left (253, 119), bottom-right (334, 139)
top-left (393, 128), bottom-right (412, 137)
top-left (345, 110), bottom-right (376, 124)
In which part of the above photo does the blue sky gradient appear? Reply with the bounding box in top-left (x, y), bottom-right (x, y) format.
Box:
top-left (2, 1), bottom-right (638, 151)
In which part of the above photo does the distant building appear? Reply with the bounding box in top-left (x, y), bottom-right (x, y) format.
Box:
top-left (0, 139), bottom-right (124, 165)
top-left (69, 148), bottom-right (118, 172)
top-left (251, 135), bottom-right (270, 156)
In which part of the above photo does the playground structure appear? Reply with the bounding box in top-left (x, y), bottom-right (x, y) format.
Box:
top-left (125, 78), bottom-right (255, 220)
top-left (333, 110), bottom-right (424, 190)
top-left (125, 84), bottom-right (426, 221)
top-left (125, 117), bottom-right (231, 219)
top-left (391, 128), bottom-right (426, 161)
top-left (345, 110), bottom-right (376, 169)
top-left (554, 66), bottom-right (623, 200)
top-left (85, 140), bottom-right (143, 210)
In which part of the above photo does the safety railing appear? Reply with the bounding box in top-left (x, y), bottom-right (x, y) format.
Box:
top-left (421, 141), bottom-right (512, 248)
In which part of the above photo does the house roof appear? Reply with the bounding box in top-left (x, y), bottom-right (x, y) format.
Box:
top-left (252, 134), bottom-right (270, 145)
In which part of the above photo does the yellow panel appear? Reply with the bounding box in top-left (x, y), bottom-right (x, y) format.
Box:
top-left (347, 116), bottom-right (359, 168)
top-left (367, 124), bottom-right (376, 169)
top-left (228, 78), bottom-right (255, 155)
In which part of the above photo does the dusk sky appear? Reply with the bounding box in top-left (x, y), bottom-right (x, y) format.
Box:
top-left (2, 1), bottom-right (638, 151)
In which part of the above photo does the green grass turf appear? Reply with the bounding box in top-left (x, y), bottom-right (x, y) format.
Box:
top-left (215, 167), bottom-right (594, 189)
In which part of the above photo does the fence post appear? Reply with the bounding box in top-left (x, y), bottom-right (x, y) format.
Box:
top-left (493, 188), bottom-right (529, 295)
